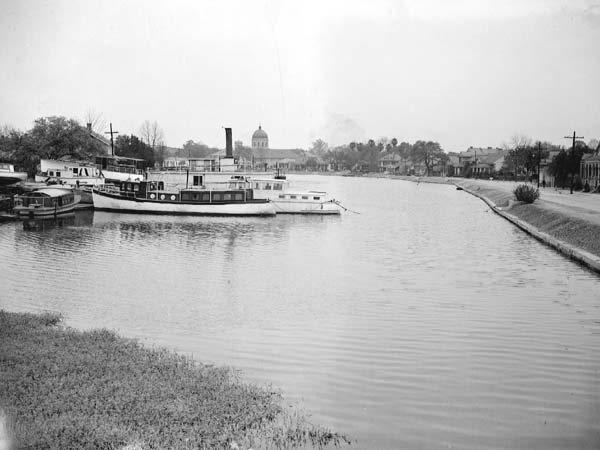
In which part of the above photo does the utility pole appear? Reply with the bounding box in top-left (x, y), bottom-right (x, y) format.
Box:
top-left (105, 123), bottom-right (119, 157)
top-left (536, 141), bottom-right (542, 188)
top-left (564, 131), bottom-right (584, 194)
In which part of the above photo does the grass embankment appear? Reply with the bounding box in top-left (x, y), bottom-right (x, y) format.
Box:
top-left (0, 311), bottom-right (350, 450)
top-left (456, 180), bottom-right (600, 261)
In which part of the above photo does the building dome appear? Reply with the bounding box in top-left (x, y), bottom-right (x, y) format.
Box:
top-left (251, 125), bottom-right (269, 149)
top-left (252, 126), bottom-right (268, 139)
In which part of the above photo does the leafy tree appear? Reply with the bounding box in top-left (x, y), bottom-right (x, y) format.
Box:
top-left (548, 141), bottom-right (589, 190)
top-left (1, 116), bottom-right (105, 176)
top-left (115, 135), bottom-right (155, 168)
top-left (0, 127), bottom-right (38, 176)
top-left (180, 140), bottom-right (215, 159)
top-left (30, 116), bottom-right (104, 161)
top-left (391, 138), bottom-right (398, 148)
top-left (548, 149), bottom-right (570, 188)
top-left (411, 141), bottom-right (444, 175)
top-left (310, 139), bottom-right (329, 158)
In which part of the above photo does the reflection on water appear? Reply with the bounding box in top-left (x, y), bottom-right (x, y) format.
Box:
top-left (1, 175), bottom-right (599, 450)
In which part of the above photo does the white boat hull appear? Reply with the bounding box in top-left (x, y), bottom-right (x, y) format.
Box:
top-left (0, 173), bottom-right (27, 186)
top-left (92, 190), bottom-right (276, 216)
top-left (270, 199), bottom-right (341, 214)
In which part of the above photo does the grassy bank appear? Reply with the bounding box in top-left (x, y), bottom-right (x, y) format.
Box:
top-left (0, 310), bottom-right (350, 450)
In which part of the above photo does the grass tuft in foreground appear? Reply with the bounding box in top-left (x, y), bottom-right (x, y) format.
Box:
top-left (0, 310), bottom-right (350, 450)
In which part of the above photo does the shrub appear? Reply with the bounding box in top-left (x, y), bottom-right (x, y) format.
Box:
top-left (513, 184), bottom-right (539, 204)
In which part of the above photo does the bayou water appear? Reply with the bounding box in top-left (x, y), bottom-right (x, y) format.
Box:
top-left (1, 175), bottom-right (599, 449)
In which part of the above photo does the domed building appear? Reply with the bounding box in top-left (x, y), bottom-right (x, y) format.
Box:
top-left (251, 125), bottom-right (269, 149)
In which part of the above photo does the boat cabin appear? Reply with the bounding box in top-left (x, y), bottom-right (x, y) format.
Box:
top-left (95, 155), bottom-right (145, 181)
top-left (15, 189), bottom-right (76, 209)
top-left (107, 180), bottom-right (256, 203)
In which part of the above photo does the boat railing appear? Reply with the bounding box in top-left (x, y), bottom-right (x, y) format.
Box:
top-left (97, 184), bottom-right (122, 195)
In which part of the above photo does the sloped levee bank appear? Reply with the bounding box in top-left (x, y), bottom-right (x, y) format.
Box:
top-left (0, 310), bottom-right (350, 450)
top-left (454, 180), bottom-right (600, 274)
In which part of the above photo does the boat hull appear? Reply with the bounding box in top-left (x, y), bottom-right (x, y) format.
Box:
top-left (13, 202), bottom-right (78, 217)
top-left (271, 200), bottom-right (341, 215)
top-left (0, 173), bottom-right (27, 186)
top-left (92, 190), bottom-right (276, 216)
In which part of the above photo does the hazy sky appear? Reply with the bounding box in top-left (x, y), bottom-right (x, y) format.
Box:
top-left (1, 0), bottom-right (599, 151)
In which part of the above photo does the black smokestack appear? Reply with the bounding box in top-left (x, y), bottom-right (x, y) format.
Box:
top-left (225, 128), bottom-right (232, 158)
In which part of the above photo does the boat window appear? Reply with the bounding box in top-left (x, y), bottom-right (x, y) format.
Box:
top-left (73, 168), bottom-right (78, 175)
top-left (254, 182), bottom-right (260, 189)
top-left (264, 184), bottom-right (271, 190)
top-left (273, 183), bottom-right (283, 190)
top-left (158, 182), bottom-right (164, 190)
top-left (234, 193), bottom-right (243, 201)
top-left (313, 196), bottom-right (321, 200)
top-left (278, 195), bottom-right (285, 199)
top-left (201, 193), bottom-right (210, 202)
top-left (223, 193), bottom-right (232, 201)
top-left (212, 193), bottom-right (221, 201)
top-left (56, 171), bottom-right (61, 177)
top-left (193, 175), bottom-right (202, 186)
top-left (49, 171), bottom-right (54, 176)
top-left (84, 168), bottom-right (89, 177)
top-left (290, 195), bottom-right (296, 199)
top-left (133, 184), bottom-right (139, 192)
top-left (192, 193), bottom-right (199, 201)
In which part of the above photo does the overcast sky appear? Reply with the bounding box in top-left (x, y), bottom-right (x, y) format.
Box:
top-left (1, 0), bottom-right (599, 151)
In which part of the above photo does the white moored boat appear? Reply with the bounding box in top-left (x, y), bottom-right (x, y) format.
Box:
top-left (223, 176), bottom-right (342, 215)
top-left (13, 188), bottom-right (80, 218)
top-left (35, 159), bottom-right (104, 187)
top-left (92, 180), bottom-right (275, 216)
top-left (0, 163), bottom-right (27, 186)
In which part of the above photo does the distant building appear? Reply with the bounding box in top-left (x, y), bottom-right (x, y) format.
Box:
top-left (379, 153), bottom-right (403, 173)
top-left (581, 150), bottom-right (600, 191)
top-left (458, 147), bottom-right (505, 177)
top-left (251, 125), bottom-right (269, 149)
top-left (209, 125), bottom-right (309, 171)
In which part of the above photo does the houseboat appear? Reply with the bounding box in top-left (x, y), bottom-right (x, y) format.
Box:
top-left (35, 159), bottom-right (104, 186)
top-left (0, 163), bottom-right (27, 186)
top-left (13, 188), bottom-right (80, 218)
top-left (92, 180), bottom-right (275, 216)
top-left (35, 159), bottom-right (104, 203)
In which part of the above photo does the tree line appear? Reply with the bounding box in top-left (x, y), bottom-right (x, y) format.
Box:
top-left (0, 116), bottom-right (168, 176)
top-left (308, 137), bottom-right (448, 174)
